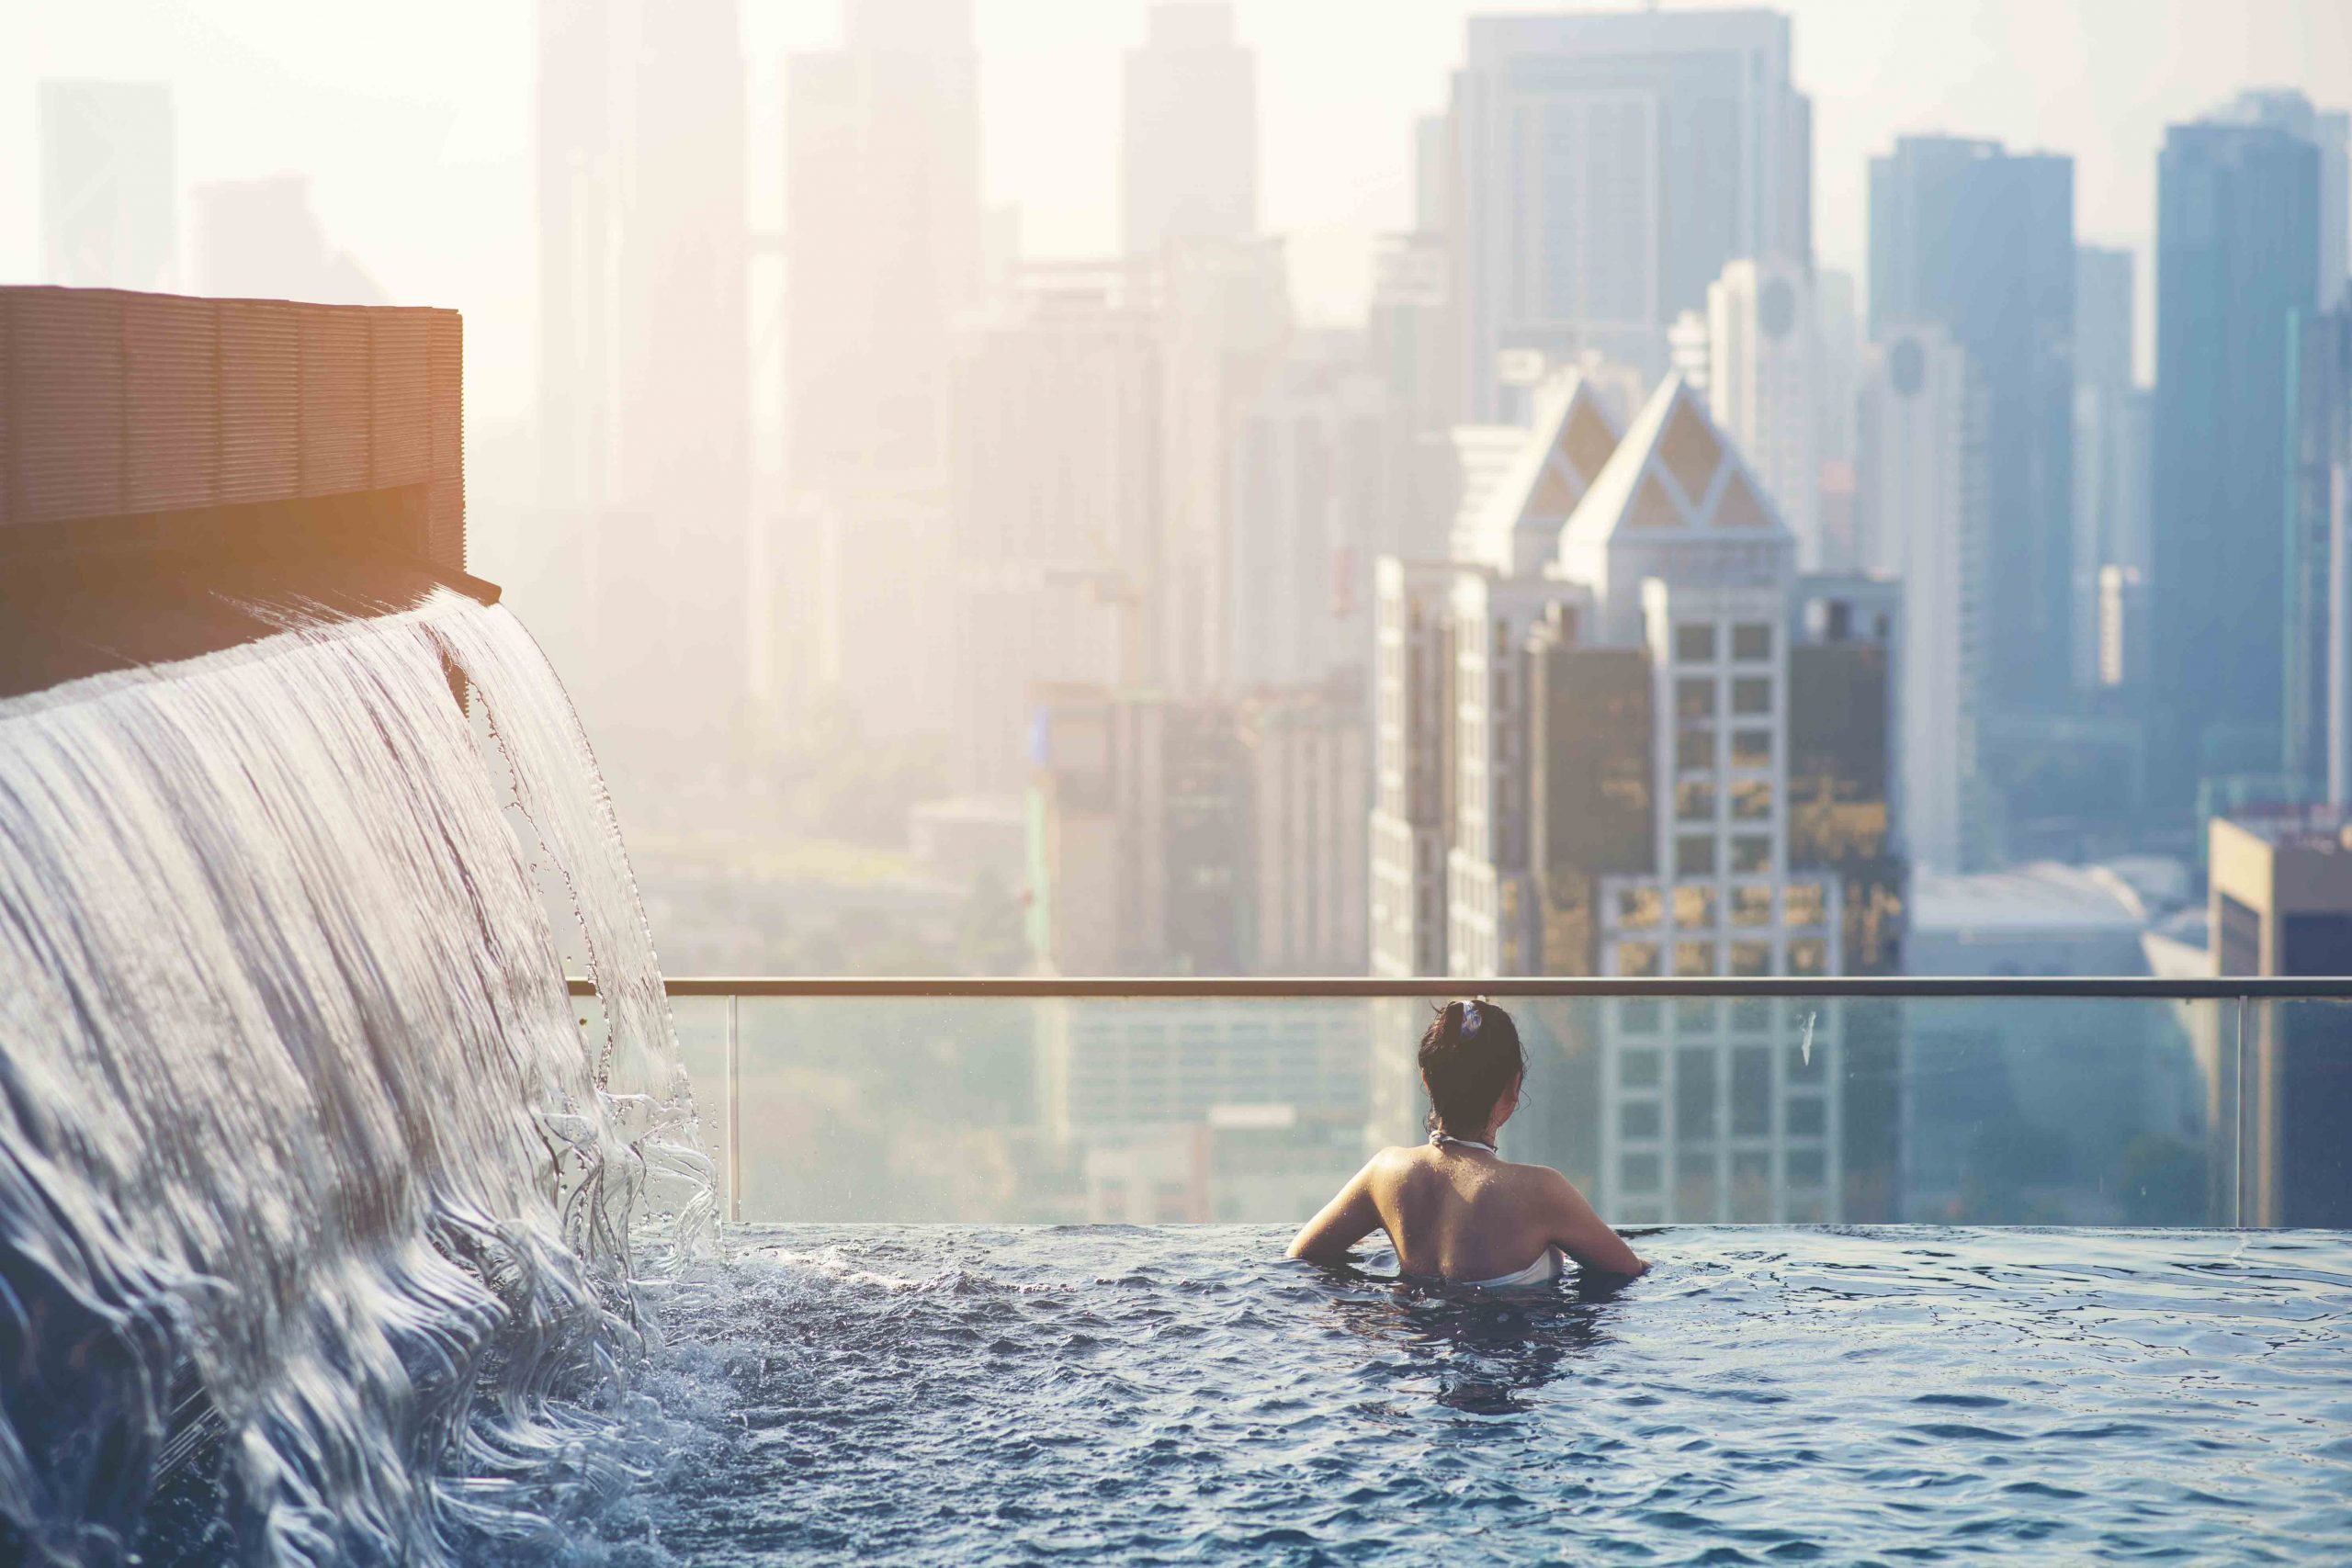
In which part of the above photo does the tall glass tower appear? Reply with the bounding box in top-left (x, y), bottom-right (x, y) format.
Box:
top-left (2152, 119), bottom-right (2320, 811)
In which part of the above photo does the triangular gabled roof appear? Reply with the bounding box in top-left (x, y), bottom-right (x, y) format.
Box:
top-left (1559, 371), bottom-right (1794, 554)
top-left (1457, 371), bottom-right (1623, 575)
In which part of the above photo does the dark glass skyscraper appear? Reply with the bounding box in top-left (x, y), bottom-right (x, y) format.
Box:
top-left (2152, 121), bottom-right (2320, 809)
top-left (1868, 137), bottom-right (2075, 718)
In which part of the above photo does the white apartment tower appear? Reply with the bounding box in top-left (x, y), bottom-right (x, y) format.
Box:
top-left (1369, 559), bottom-right (1458, 978)
top-left (1860, 323), bottom-right (1988, 874)
top-left (1449, 8), bottom-right (1811, 418)
top-left (1708, 258), bottom-right (1824, 567)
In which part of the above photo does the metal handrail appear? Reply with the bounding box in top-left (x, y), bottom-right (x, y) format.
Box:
top-left (566, 975), bottom-right (2352, 1000)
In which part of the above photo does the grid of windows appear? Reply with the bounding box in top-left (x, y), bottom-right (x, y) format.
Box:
top-left (1603, 998), bottom-right (1838, 1225)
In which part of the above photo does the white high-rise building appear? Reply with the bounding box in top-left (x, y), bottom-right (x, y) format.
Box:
top-left (1122, 3), bottom-right (1258, 257)
top-left (1449, 7), bottom-right (1811, 418)
top-left (1860, 324), bottom-right (1988, 874)
top-left (1708, 258), bottom-right (1823, 568)
top-left (1369, 559), bottom-right (1458, 979)
top-left (1443, 374), bottom-right (1624, 976)
top-left (39, 82), bottom-right (175, 292)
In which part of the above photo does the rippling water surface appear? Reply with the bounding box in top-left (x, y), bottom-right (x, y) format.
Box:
top-left (517, 1225), bottom-right (2352, 1565)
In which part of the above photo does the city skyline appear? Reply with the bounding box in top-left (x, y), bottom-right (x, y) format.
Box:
top-left (6, 1), bottom-right (2349, 427)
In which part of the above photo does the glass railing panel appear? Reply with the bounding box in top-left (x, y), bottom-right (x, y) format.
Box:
top-left (573, 990), bottom-right (731, 1213)
top-left (2235, 998), bottom-right (2352, 1227)
top-left (709, 992), bottom-right (2245, 1229)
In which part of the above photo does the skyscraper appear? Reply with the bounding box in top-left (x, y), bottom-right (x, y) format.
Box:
top-left (537, 0), bottom-right (752, 748)
top-left (2152, 118), bottom-right (2321, 808)
top-left (1449, 8), bottom-right (1810, 418)
top-left (785, 0), bottom-right (981, 496)
top-left (1859, 323), bottom-right (1989, 873)
top-left (39, 82), bottom-right (175, 293)
top-left (2284, 306), bottom-right (2351, 804)
top-left (1708, 257), bottom-right (1823, 567)
top-left (947, 262), bottom-right (1162, 790)
top-left (1869, 136), bottom-right (2075, 718)
top-left (2072, 245), bottom-right (2151, 694)
top-left (1369, 558), bottom-right (1457, 979)
top-left (1228, 331), bottom-right (1385, 689)
top-left (1121, 3), bottom-right (1258, 257)
top-left (2213, 90), bottom-right (2349, 313)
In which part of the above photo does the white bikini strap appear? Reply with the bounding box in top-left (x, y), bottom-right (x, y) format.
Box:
top-left (1430, 1131), bottom-right (1498, 1155)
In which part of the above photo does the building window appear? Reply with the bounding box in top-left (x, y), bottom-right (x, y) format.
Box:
top-left (1732, 728), bottom-right (1771, 767)
top-left (1675, 623), bottom-right (1717, 663)
top-left (1617, 886), bottom-right (1663, 929)
top-left (1615, 941), bottom-right (1661, 977)
top-left (1788, 1098), bottom-right (1827, 1137)
top-left (1730, 884), bottom-right (1773, 927)
top-left (1620, 998), bottom-right (1662, 1035)
top-left (1732, 622), bottom-right (1772, 661)
top-left (1676, 997), bottom-right (1719, 1033)
top-left (1673, 884), bottom-right (1717, 931)
top-left (1620, 1100), bottom-right (1662, 1139)
top-left (1788, 1037), bottom-right (1825, 1083)
top-left (1784, 882), bottom-right (1826, 929)
top-left (1730, 836), bottom-right (1770, 874)
top-left (1730, 941), bottom-right (1772, 977)
top-left (1676, 835), bottom-right (1717, 876)
top-left (1677, 779), bottom-right (1715, 822)
top-left (1731, 1047), bottom-right (1773, 1135)
top-left (1621, 1047), bottom-right (1663, 1087)
top-left (1621, 1152), bottom-right (1663, 1193)
top-left (1730, 997), bottom-right (1773, 1033)
top-left (1675, 1047), bottom-right (1717, 1137)
top-left (1678, 727), bottom-right (1714, 771)
top-left (1675, 941), bottom-right (1715, 977)
top-left (1790, 938), bottom-right (1828, 976)
top-left (1732, 676), bottom-right (1771, 716)
top-left (1787, 1148), bottom-right (1826, 1188)
top-left (1732, 779), bottom-right (1772, 821)
top-left (1677, 677), bottom-right (1716, 720)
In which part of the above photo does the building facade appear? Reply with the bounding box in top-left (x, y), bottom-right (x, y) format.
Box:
top-left (2152, 118), bottom-right (2320, 810)
top-left (1708, 257), bottom-right (1823, 567)
top-left (1449, 7), bottom-right (1810, 417)
top-left (1869, 135), bottom-right (2075, 722)
top-left (1121, 2), bottom-right (1258, 257)
top-left (1859, 322), bottom-right (1989, 873)
top-left (1369, 558), bottom-right (1457, 979)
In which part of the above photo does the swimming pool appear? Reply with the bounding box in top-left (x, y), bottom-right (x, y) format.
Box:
top-left (535, 1224), bottom-right (2351, 1564)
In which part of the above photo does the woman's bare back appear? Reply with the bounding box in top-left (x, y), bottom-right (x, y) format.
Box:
top-left (1291, 1142), bottom-right (1647, 1282)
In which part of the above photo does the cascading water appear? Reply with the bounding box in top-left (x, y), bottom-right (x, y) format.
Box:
top-left (0, 586), bottom-right (710, 1563)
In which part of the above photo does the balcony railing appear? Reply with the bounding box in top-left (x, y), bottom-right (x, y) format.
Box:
top-left (568, 977), bottom-right (2352, 1232)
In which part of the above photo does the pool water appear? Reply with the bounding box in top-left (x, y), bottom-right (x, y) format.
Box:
top-left (551, 1226), bottom-right (2351, 1564)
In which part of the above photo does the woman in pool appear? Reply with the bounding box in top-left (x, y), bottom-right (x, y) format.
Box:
top-left (1288, 998), bottom-right (1649, 1284)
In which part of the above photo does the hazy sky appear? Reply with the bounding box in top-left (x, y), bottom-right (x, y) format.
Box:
top-left (5, 0), bottom-right (2348, 426)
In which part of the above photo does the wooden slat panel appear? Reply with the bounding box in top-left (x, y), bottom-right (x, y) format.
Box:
top-left (9, 289), bottom-right (125, 523)
top-left (368, 310), bottom-right (431, 487)
top-left (217, 299), bottom-right (300, 504)
top-left (123, 293), bottom-right (220, 514)
top-left (297, 305), bottom-right (370, 492)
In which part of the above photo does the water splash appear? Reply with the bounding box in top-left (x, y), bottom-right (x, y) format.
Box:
top-left (0, 590), bottom-right (708, 1562)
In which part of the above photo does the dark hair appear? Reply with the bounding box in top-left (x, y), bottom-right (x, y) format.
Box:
top-left (1418, 998), bottom-right (1525, 1138)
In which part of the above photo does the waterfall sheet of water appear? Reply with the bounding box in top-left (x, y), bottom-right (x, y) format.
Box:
top-left (0, 588), bottom-right (711, 1564)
